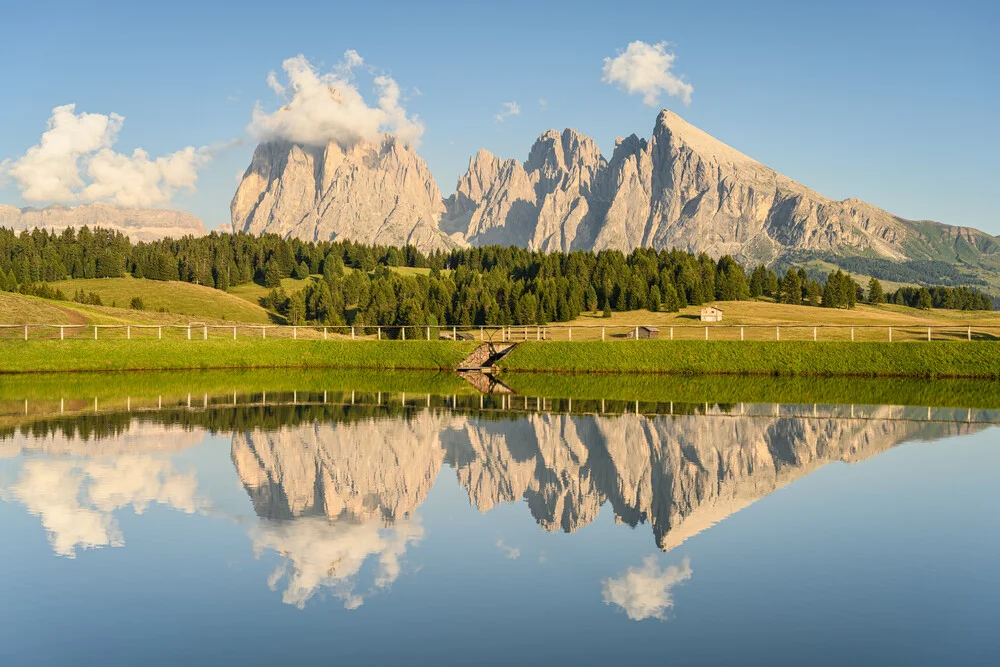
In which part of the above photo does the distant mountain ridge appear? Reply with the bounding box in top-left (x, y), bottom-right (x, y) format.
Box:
top-left (0, 202), bottom-right (206, 242)
top-left (231, 110), bottom-right (1000, 280)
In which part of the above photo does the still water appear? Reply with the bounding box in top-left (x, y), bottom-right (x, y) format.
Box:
top-left (0, 373), bottom-right (997, 666)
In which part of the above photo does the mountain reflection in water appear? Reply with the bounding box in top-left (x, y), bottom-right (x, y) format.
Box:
top-left (1, 402), bottom-right (980, 614)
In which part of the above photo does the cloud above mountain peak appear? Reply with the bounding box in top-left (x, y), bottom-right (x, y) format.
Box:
top-left (249, 52), bottom-right (424, 148)
top-left (602, 40), bottom-right (693, 106)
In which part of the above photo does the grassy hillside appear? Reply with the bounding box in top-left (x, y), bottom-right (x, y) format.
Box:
top-left (228, 276), bottom-right (314, 308)
top-left (49, 277), bottom-right (274, 324)
top-left (0, 293), bottom-right (86, 325)
top-left (542, 300), bottom-right (1000, 341)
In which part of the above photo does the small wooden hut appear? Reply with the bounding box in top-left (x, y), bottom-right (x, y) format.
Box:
top-left (700, 306), bottom-right (724, 322)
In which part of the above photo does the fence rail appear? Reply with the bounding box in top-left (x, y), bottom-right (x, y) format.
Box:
top-left (1, 323), bottom-right (999, 342)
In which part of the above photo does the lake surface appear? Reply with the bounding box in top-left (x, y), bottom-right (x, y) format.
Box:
top-left (1, 372), bottom-right (997, 666)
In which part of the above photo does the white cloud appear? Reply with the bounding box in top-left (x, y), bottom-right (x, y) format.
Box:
top-left (538, 99), bottom-right (549, 111)
top-left (495, 101), bottom-right (521, 123)
top-left (496, 539), bottom-right (520, 559)
top-left (602, 556), bottom-right (692, 621)
top-left (249, 52), bottom-right (425, 148)
top-left (602, 41), bottom-right (693, 106)
top-left (2, 104), bottom-right (213, 207)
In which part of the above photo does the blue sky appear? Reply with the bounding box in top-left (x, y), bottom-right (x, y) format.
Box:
top-left (1, 0), bottom-right (997, 233)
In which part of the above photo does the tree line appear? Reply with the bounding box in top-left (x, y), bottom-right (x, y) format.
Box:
top-left (0, 226), bottom-right (992, 327)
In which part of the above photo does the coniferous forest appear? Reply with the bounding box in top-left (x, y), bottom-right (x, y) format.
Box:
top-left (0, 226), bottom-right (992, 328)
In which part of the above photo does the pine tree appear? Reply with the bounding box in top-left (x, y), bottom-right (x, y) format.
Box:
top-left (868, 277), bottom-right (885, 305)
top-left (807, 280), bottom-right (822, 307)
top-left (584, 285), bottom-right (598, 312)
top-left (781, 270), bottom-right (802, 305)
top-left (917, 287), bottom-right (933, 310)
top-left (647, 285), bottom-right (662, 312)
top-left (263, 260), bottom-right (282, 288)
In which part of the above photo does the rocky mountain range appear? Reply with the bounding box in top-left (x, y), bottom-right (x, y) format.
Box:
top-left (231, 110), bottom-right (1000, 269)
top-left (0, 202), bottom-right (206, 242)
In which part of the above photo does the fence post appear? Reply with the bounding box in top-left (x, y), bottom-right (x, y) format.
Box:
top-left (127, 326), bottom-right (131, 340)
top-left (480, 326), bottom-right (483, 341)
top-left (426, 326), bottom-right (430, 341)
top-left (158, 326), bottom-right (162, 340)
top-left (351, 326), bottom-right (355, 340)
top-left (813, 327), bottom-right (816, 342)
top-left (233, 326), bottom-right (237, 341)
top-left (740, 326), bottom-right (744, 341)
top-left (378, 327), bottom-right (382, 340)
top-left (323, 327), bottom-right (327, 340)
top-left (927, 327), bottom-right (931, 342)
top-left (569, 327), bottom-right (573, 341)
top-left (203, 325), bottom-right (207, 341)
top-left (23, 325), bottom-right (27, 341)
top-left (670, 327), bottom-right (674, 340)
top-left (187, 325), bottom-right (191, 340)
top-left (968, 326), bottom-right (972, 341)
top-left (60, 326), bottom-right (64, 340)
top-left (851, 327), bottom-right (855, 342)
top-left (601, 326), bottom-right (605, 341)
top-left (262, 326), bottom-right (266, 340)
top-left (454, 326), bottom-right (457, 340)
top-left (402, 327), bottom-right (406, 341)
top-left (95, 325), bottom-right (98, 340)
top-left (704, 326), bottom-right (708, 341)
top-left (776, 327), bottom-right (780, 341)
top-left (889, 327), bottom-right (892, 342)
top-left (293, 326), bottom-right (297, 340)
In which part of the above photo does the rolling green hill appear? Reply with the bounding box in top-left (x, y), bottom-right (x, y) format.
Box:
top-left (48, 277), bottom-right (275, 324)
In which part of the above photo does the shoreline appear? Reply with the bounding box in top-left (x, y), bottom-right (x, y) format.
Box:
top-left (497, 341), bottom-right (1000, 380)
top-left (1, 339), bottom-right (999, 380)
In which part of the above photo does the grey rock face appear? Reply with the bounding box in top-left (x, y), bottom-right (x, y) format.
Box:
top-left (447, 110), bottom-right (999, 263)
top-left (0, 202), bottom-right (206, 242)
top-left (231, 137), bottom-right (459, 251)
top-left (230, 111), bottom-right (999, 260)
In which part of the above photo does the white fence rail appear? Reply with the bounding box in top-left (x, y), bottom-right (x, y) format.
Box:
top-left (1, 323), bottom-right (998, 342)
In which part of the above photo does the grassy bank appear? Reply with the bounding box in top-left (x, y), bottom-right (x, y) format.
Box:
top-left (0, 340), bottom-right (476, 374)
top-left (498, 341), bottom-right (1000, 379)
top-left (502, 373), bottom-right (1000, 410)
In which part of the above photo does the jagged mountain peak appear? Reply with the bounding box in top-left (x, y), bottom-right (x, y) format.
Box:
top-left (230, 110), bottom-right (998, 273)
top-left (231, 134), bottom-right (456, 250)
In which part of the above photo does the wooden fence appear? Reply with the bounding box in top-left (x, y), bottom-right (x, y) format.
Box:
top-left (1, 323), bottom-right (998, 342)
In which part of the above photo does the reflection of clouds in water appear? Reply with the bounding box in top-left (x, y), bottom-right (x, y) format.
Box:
top-left (8, 456), bottom-right (203, 558)
top-left (496, 539), bottom-right (520, 560)
top-left (251, 516), bottom-right (423, 610)
top-left (602, 556), bottom-right (692, 621)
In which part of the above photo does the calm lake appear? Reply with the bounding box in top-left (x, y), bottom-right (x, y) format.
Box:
top-left (1, 371), bottom-right (997, 666)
